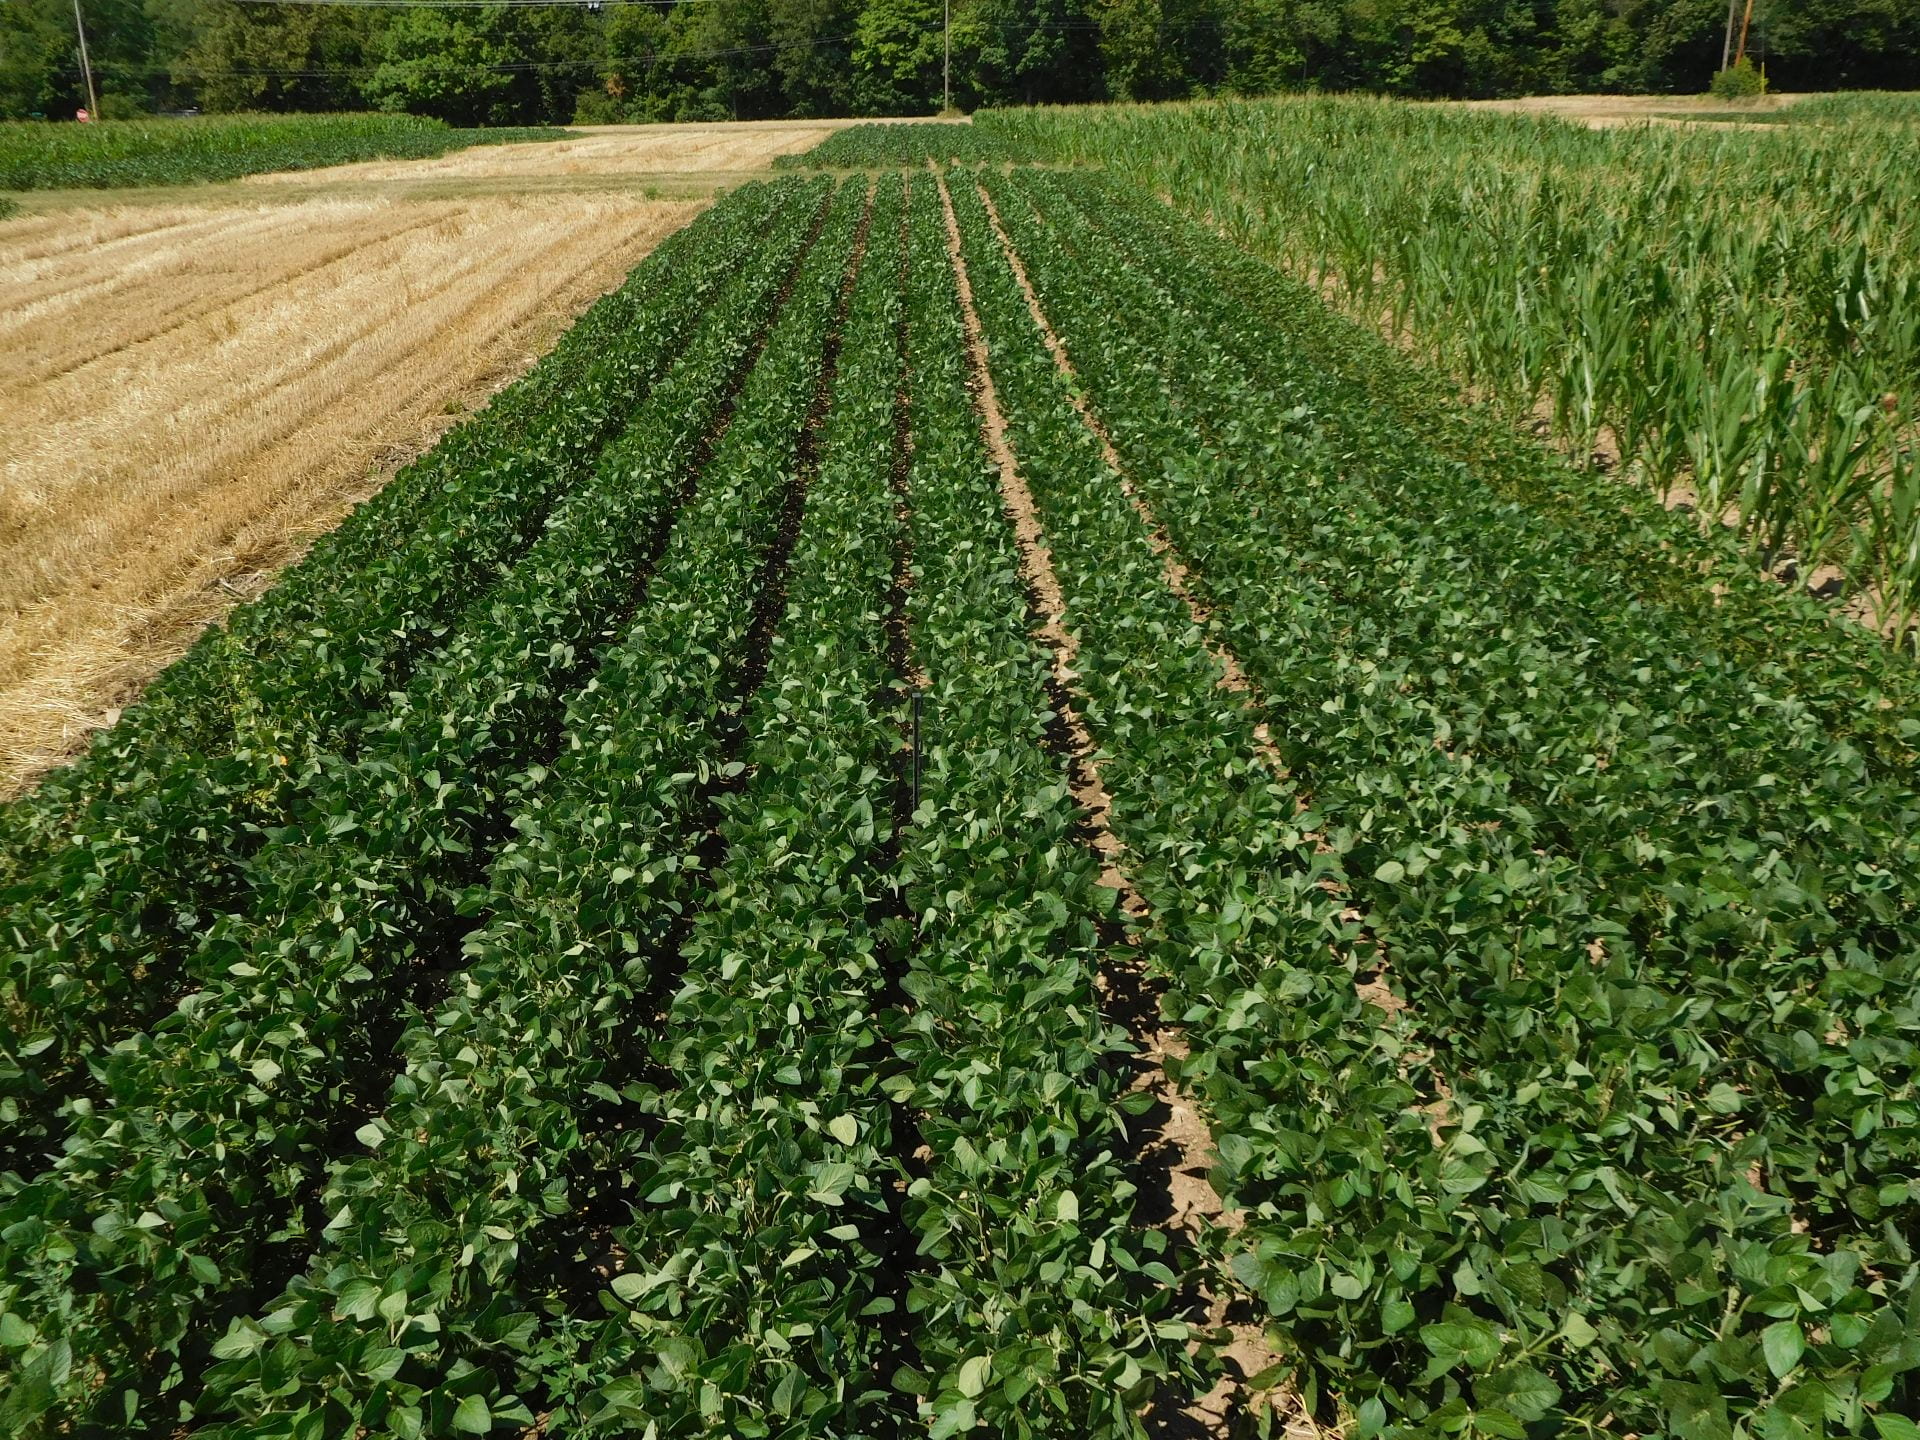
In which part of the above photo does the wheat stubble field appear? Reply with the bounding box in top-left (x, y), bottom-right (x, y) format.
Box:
top-left (0, 123), bottom-right (843, 796)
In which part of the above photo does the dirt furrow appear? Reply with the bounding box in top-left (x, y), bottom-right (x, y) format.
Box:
top-left (989, 169), bottom-right (1471, 1135)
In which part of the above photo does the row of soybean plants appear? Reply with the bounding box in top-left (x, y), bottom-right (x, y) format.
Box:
top-left (0, 177), bottom-right (840, 1436)
top-left (982, 99), bottom-right (1920, 643)
top-left (194, 167), bottom-right (1195, 1438)
top-left (0, 166), bottom-right (1196, 1437)
top-left (515, 168), bottom-right (1187, 1440)
top-left (1107, 145), bottom-right (1920, 767)
top-left (973, 164), bottom-right (1920, 1435)
top-left (884, 174), bottom-right (1193, 1435)
top-left (187, 172), bottom-right (875, 1440)
top-left (0, 178), bottom-right (815, 1171)
top-left (576, 169), bottom-right (1194, 1437)
top-left (990, 160), bottom-right (1920, 1436)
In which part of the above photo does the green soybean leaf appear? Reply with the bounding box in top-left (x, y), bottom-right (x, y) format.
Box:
top-left (209, 1322), bottom-right (265, 1360)
top-left (1420, 1318), bottom-right (1502, 1374)
top-left (1476, 1363), bottom-right (1561, 1422)
top-left (1762, 1321), bottom-right (1805, 1379)
top-left (451, 1394), bottom-right (492, 1434)
top-left (957, 1354), bottom-right (992, 1398)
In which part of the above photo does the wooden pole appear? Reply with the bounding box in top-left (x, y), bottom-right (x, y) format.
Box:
top-left (71, 0), bottom-right (98, 116)
top-left (1734, 0), bottom-right (1756, 66)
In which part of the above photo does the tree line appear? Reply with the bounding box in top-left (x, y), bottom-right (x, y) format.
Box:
top-left (2, 0), bottom-right (1915, 125)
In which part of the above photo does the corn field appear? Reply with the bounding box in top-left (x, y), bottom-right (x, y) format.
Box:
top-left (985, 97), bottom-right (1920, 644)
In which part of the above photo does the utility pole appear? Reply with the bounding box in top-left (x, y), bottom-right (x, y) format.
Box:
top-left (942, 0), bottom-right (951, 114)
top-left (1720, 0), bottom-right (1739, 71)
top-left (71, 0), bottom-right (99, 117)
top-left (1733, 0), bottom-right (1756, 66)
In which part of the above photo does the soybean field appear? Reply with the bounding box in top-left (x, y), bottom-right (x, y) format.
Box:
top-left (4, 112), bottom-right (1920, 1440)
top-left (0, 113), bottom-right (564, 192)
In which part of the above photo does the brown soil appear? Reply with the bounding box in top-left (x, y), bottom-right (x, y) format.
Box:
top-left (0, 181), bottom-right (700, 798)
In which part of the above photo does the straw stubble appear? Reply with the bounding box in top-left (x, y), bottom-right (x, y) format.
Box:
top-left (0, 190), bottom-right (699, 796)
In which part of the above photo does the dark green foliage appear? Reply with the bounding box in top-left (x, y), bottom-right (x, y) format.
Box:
top-left (186, 176), bottom-right (860, 1440)
top-left (364, 5), bottom-right (599, 126)
top-left (7, 0), bottom-right (1915, 125)
top-left (1710, 56), bottom-right (1767, 98)
top-left (893, 172), bottom-right (1196, 1432)
top-left (1, 0), bottom-right (174, 120)
top-left (171, 0), bottom-right (375, 113)
top-left (0, 166), bottom-right (1191, 1440)
top-left (0, 111), bottom-right (561, 189)
top-left (778, 118), bottom-right (1029, 164)
top-left (957, 160), bottom-right (1920, 1434)
top-left (986, 97), bottom-right (1920, 642)
top-left (0, 180), bottom-right (828, 1435)
top-left (0, 184), bottom-right (800, 1194)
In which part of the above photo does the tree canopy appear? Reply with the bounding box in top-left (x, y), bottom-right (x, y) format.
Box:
top-left (1, 0), bottom-right (1914, 123)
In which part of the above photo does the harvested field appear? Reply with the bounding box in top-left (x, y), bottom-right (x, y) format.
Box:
top-left (0, 189), bottom-right (697, 795)
top-left (245, 120), bottom-right (845, 186)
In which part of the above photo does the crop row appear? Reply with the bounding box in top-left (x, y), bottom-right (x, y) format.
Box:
top-left (571, 168), bottom-right (907, 1438)
top-left (2, 163), bottom-right (1202, 1437)
top-left (0, 178), bottom-right (843, 1436)
top-left (964, 164), bottom-right (1920, 1433)
top-left (511, 166), bottom-right (1193, 1437)
top-left (1006, 155), bottom-right (1904, 1420)
top-left (1004, 162), bottom-right (1920, 1245)
top-left (0, 179), bottom-right (811, 1176)
top-left (891, 174), bottom-right (1192, 1434)
top-left (3, 175), bottom-right (789, 859)
top-left (0, 114), bottom-right (564, 192)
top-left (1099, 167), bottom-right (1920, 768)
